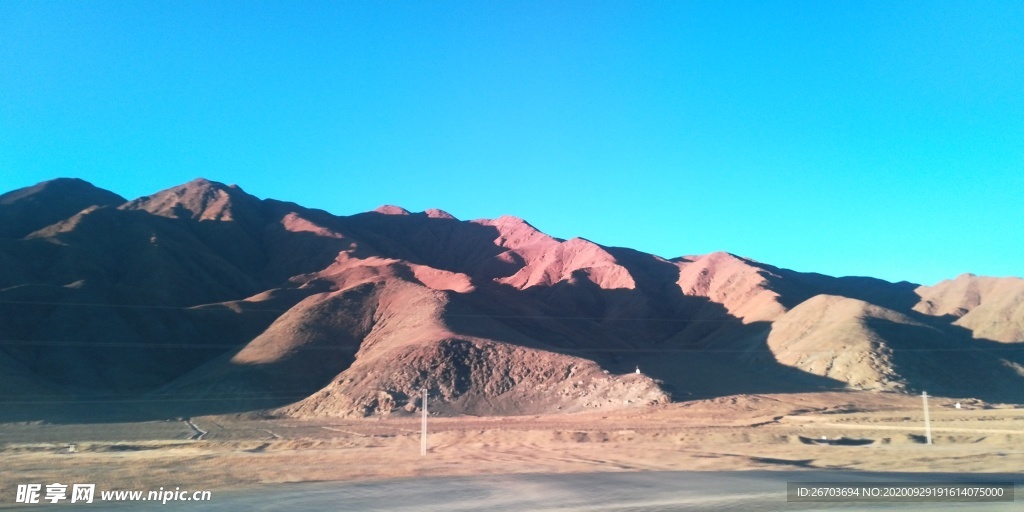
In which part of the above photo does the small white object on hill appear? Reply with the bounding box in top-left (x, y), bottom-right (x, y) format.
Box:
top-left (635, 366), bottom-right (640, 374)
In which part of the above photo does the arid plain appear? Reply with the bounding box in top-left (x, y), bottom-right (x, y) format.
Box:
top-left (2, 391), bottom-right (1022, 500)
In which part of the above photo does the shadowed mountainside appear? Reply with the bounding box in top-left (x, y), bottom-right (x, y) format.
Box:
top-left (0, 178), bottom-right (126, 239)
top-left (1, 178), bottom-right (1022, 422)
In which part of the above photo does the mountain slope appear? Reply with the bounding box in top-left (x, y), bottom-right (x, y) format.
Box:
top-left (768, 294), bottom-right (1024, 401)
top-left (915, 274), bottom-right (1024, 343)
top-left (0, 178), bottom-right (126, 239)
top-left (0, 177), bottom-right (1022, 421)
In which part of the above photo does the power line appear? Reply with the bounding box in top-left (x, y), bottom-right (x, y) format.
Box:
top-left (0, 339), bottom-right (360, 350)
top-left (1, 297), bottom-right (1015, 332)
top-left (0, 394), bottom-right (313, 405)
top-left (0, 339), bottom-right (1021, 353)
top-left (0, 299), bottom-right (290, 313)
top-left (0, 338), bottom-right (1020, 353)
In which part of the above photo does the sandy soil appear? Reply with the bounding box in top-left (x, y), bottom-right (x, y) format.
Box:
top-left (1, 391), bottom-right (1021, 500)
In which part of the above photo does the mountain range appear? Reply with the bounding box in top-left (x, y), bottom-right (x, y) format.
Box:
top-left (1, 178), bottom-right (1022, 421)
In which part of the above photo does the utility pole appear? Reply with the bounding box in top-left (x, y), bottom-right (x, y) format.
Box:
top-left (922, 391), bottom-right (932, 445)
top-left (420, 388), bottom-right (428, 456)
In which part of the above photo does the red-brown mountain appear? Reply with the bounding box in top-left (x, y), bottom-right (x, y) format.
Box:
top-left (1, 178), bottom-right (1021, 421)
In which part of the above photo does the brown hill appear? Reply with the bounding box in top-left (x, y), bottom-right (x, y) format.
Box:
top-left (768, 294), bottom-right (1024, 401)
top-left (0, 178), bottom-right (126, 239)
top-left (674, 251), bottom-right (788, 323)
top-left (0, 179), bottom-right (352, 392)
top-left (0, 177), bottom-right (1022, 422)
top-left (156, 257), bottom-right (667, 417)
top-left (915, 274), bottom-right (1024, 342)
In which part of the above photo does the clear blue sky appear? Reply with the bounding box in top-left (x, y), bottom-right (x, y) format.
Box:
top-left (2, 1), bottom-right (1021, 285)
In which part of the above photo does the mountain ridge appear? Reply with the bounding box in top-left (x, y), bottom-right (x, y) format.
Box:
top-left (1, 177), bottom-right (1021, 421)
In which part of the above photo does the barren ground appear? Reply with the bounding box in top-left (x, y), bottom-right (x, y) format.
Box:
top-left (1, 391), bottom-right (1021, 506)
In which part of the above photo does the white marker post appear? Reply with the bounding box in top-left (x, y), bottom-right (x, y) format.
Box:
top-left (922, 391), bottom-right (932, 445)
top-left (420, 388), bottom-right (428, 456)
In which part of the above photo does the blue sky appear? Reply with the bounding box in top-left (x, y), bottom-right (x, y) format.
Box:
top-left (2, 1), bottom-right (1021, 285)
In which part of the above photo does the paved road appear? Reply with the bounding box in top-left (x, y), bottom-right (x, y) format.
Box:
top-left (47, 471), bottom-right (1024, 511)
